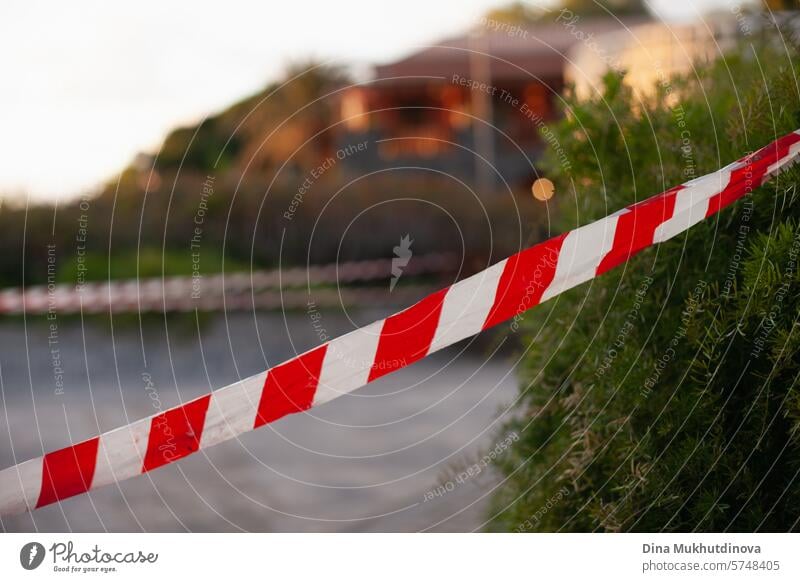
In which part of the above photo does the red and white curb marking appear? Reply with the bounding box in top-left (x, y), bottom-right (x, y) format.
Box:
top-left (2, 130), bottom-right (799, 516)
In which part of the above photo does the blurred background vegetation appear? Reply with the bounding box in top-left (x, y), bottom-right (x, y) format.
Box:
top-left (0, 61), bottom-right (545, 289)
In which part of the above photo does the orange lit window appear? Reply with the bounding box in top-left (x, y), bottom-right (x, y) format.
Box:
top-left (524, 84), bottom-right (550, 118)
top-left (341, 89), bottom-right (369, 132)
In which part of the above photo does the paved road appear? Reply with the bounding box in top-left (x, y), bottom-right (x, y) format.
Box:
top-left (0, 310), bottom-right (519, 532)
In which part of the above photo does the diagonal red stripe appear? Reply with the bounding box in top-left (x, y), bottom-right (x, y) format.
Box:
top-left (368, 288), bottom-right (448, 382)
top-left (254, 346), bottom-right (328, 427)
top-left (706, 132), bottom-right (800, 217)
top-left (482, 234), bottom-right (567, 330)
top-left (142, 395), bottom-right (211, 472)
top-left (37, 437), bottom-right (100, 508)
top-left (596, 186), bottom-right (681, 276)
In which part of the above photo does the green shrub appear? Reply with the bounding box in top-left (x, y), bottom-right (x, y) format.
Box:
top-left (488, 38), bottom-right (800, 532)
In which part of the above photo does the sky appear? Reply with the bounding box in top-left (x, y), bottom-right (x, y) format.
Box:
top-left (0, 0), bottom-right (749, 201)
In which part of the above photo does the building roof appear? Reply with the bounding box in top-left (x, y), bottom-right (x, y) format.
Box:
top-left (374, 17), bottom-right (651, 83)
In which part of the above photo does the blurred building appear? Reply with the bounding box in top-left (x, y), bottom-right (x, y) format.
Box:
top-left (335, 17), bottom-right (648, 190)
top-left (565, 11), bottom-right (793, 99)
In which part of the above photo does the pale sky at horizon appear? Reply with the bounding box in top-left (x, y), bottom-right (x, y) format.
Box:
top-left (0, 0), bottom-right (752, 202)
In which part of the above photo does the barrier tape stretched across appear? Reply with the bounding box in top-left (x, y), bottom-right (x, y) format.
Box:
top-left (0, 253), bottom-right (456, 314)
top-left (2, 130), bottom-right (799, 517)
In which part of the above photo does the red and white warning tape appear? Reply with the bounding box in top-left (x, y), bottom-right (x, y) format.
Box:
top-left (0, 253), bottom-right (456, 314)
top-left (2, 130), bottom-right (799, 516)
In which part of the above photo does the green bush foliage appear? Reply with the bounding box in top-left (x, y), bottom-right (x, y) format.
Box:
top-left (488, 39), bottom-right (800, 532)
